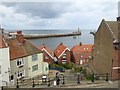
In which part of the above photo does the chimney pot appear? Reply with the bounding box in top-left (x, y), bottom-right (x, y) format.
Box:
top-left (117, 17), bottom-right (120, 21)
top-left (79, 42), bottom-right (82, 46)
top-left (17, 31), bottom-right (22, 34)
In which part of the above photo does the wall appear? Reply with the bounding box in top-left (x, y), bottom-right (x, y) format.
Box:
top-left (10, 56), bottom-right (28, 85)
top-left (90, 21), bottom-right (113, 76)
top-left (28, 53), bottom-right (44, 78)
top-left (43, 51), bottom-right (52, 63)
top-left (0, 47), bottom-right (10, 86)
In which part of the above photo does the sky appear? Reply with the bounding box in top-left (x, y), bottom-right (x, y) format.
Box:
top-left (0, 0), bottom-right (119, 30)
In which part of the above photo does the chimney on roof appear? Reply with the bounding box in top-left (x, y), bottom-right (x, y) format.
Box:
top-left (16, 31), bottom-right (24, 44)
top-left (79, 42), bottom-right (82, 46)
top-left (117, 17), bottom-right (120, 21)
top-left (60, 42), bottom-right (63, 45)
top-left (43, 44), bottom-right (45, 48)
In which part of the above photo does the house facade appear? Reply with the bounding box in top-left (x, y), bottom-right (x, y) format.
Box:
top-left (39, 44), bottom-right (53, 63)
top-left (90, 19), bottom-right (120, 80)
top-left (53, 42), bottom-right (71, 64)
top-left (6, 31), bottom-right (49, 85)
top-left (71, 42), bottom-right (93, 65)
top-left (0, 28), bottom-right (11, 86)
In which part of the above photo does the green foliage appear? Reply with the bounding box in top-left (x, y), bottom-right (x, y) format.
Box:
top-left (74, 66), bottom-right (83, 72)
top-left (85, 74), bottom-right (94, 80)
top-left (49, 63), bottom-right (74, 69)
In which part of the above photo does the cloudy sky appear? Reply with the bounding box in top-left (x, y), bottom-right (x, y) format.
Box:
top-left (0, 0), bottom-right (119, 30)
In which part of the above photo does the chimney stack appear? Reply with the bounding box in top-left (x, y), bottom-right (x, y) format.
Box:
top-left (117, 17), bottom-right (120, 21)
top-left (16, 31), bottom-right (24, 44)
top-left (79, 42), bottom-right (82, 46)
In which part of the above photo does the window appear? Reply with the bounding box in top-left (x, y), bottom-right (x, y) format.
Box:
top-left (0, 65), bottom-right (1, 74)
top-left (10, 75), bottom-right (14, 80)
top-left (17, 70), bottom-right (25, 78)
top-left (81, 56), bottom-right (83, 58)
top-left (32, 64), bottom-right (38, 72)
top-left (16, 58), bottom-right (24, 67)
top-left (32, 54), bottom-right (38, 61)
top-left (45, 55), bottom-right (49, 59)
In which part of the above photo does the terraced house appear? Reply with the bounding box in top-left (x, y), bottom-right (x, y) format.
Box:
top-left (90, 18), bottom-right (120, 80)
top-left (53, 42), bottom-right (71, 64)
top-left (0, 28), bottom-right (10, 86)
top-left (39, 44), bottom-right (53, 63)
top-left (6, 31), bottom-right (49, 85)
top-left (71, 42), bottom-right (93, 65)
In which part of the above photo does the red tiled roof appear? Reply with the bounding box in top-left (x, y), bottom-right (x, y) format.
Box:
top-left (71, 44), bottom-right (93, 52)
top-left (6, 38), bottom-right (42, 60)
top-left (0, 37), bottom-right (6, 48)
top-left (53, 43), bottom-right (68, 58)
top-left (73, 52), bottom-right (91, 60)
top-left (39, 44), bottom-right (53, 59)
top-left (0, 30), bottom-right (7, 48)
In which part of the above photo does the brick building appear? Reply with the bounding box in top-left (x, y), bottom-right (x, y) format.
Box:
top-left (53, 42), bottom-right (71, 64)
top-left (71, 42), bottom-right (93, 65)
top-left (39, 44), bottom-right (53, 63)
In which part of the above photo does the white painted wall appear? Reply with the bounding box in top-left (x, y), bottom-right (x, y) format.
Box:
top-left (0, 47), bottom-right (10, 86)
top-left (28, 53), bottom-right (49, 78)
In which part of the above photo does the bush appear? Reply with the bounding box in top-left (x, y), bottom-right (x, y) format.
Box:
top-left (85, 74), bottom-right (94, 80)
top-left (74, 67), bottom-right (83, 72)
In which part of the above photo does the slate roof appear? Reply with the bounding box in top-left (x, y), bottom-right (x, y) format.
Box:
top-left (106, 21), bottom-right (120, 41)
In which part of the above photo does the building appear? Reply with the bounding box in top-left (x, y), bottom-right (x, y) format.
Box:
top-left (53, 42), bottom-right (71, 64)
top-left (71, 42), bottom-right (93, 65)
top-left (90, 18), bottom-right (120, 80)
top-left (0, 28), bottom-right (11, 86)
top-left (39, 44), bottom-right (53, 63)
top-left (6, 31), bottom-right (49, 85)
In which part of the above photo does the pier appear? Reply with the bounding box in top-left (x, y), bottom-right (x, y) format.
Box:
top-left (24, 32), bottom-right (81, 39)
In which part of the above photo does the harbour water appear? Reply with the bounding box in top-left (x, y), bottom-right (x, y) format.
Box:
top-left (23, 29), bottom-right (94, 51)
top-left (7, 29), bottom-right (95, 51)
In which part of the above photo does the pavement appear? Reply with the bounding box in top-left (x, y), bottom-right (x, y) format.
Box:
top-left (4, 80), bottom-right (119, 89)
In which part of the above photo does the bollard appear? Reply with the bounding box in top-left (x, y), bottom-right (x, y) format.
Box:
top-left (106, 73), bottom-right (108, 82)
top-left (16, 79), bottom-right (19, 88)
top-left (77, 74), bottom-right (80, 84)
top-left (48, 78), bottom-right (50, 87)
top-left (92, 73), bottom-right (94, 82)
top-left (1, 86), bottom-right (3, 90)
top-left (32, 78), bottom-right (35, 87)
top-left (62, 75), bottom-right (65, 85)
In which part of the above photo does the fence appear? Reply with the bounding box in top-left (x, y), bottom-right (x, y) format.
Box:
top-left (1, 73), bottom-right (110, 89)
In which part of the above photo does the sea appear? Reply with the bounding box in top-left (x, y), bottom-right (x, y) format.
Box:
top-left (7, 29), bottom-right (95, 51)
